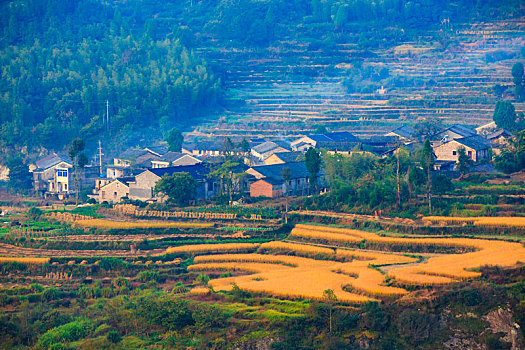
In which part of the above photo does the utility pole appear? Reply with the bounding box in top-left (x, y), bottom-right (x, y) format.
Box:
top-left (106, 99), bottom-right (109, 135)
top-left (98, 140), bottom-right (104, 177)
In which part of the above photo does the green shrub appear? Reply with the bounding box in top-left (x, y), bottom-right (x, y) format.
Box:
top-left (137, 270), bottom-right (163, 283)
top-left (135, 293), bottom-right (194, 330)
top-left (28, 207), bottom-right (43, 220)
top-left (193, 303), bottom-right (230, 328)
top-left (107, 330), bottom-right (122, 344)
top-left (36, 319), bottom-right (95, 350)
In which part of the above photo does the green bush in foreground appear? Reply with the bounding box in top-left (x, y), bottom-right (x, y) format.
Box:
top-left (36, 319), bottom-right (95, 350)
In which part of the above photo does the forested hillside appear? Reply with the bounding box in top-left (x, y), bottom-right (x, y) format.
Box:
top-left (0, 0), bottom-right (523, 156)
top-left (0, 0), bottom-right (222, 155)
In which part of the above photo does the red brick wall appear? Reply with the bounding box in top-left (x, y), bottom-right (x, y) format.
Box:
top-left (250, 180), bottom-right (282, 198)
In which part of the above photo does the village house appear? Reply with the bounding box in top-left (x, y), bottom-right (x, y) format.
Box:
top-left (106, 165), bottom-right (134, 179)
top-left (150, 152), bottom-right (201, 168)
top-left (97, 177), bottom-right (133, 203)
top-left (251, 141), bottom-right (290, 162)
top-left (291, 131), bottom-right (359, 151)
top-left (475, 121), bottom-right (498, 135)
top-left (247, 162), bottom-right (310, 198)
top-left (33, 154), bottom-right (73, 199)
top-left (429, 124), bottom-right (477, 143)
top-left (265, 151), bottom-right (304, 165)
top-left (385, 125), bottom-right (416, 141)
top-left (486, 129), bottom-right (513, 146)
top-left (182, 140), bottom-right (225, 157)
top-left (433, 135), bottom-right (491, 163)
top-left (128, 163), bottom-right (217, 202)
top-left (113, 148), bottom-right (163, 168)
top-left (315, 141), bottom-right (361, 155)
top-left (360, 136), bottom-right (399, 155)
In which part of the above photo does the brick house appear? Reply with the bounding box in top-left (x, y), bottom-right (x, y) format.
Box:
top-left (433, 135), bottom-right (491, 163)
top-left (98, 177), bottom-right (133, 203)
top-left (250, 178), bottom-right (283, 198)
top-left (128, 163), bottom-right (216, 202)
top-left (247, 162), bottom-right (310, 198)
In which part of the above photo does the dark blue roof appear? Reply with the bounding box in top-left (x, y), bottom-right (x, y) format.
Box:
top-left (249, 162), bottom-right (309, 182)
top-left (149, 163), bottom-right (211, 180)
top-left (309, 131), bottom-right (359, 143)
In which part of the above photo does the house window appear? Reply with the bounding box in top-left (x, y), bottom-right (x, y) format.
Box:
top-left (114, 192), bottom-right (118, 198)
top-left (57, 169), bottom-right (68, 177)
top-left (64, 184), bottom-right (67, 191)
top-left (452, 151), bottom-right (457, 155)
top-left (468, 151), bottom-right (472, 156)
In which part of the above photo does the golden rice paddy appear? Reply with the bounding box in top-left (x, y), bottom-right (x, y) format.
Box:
top-left (0, 257), bottom-right (50, 264)
top-left (184, 224), bottom-right (525, 303)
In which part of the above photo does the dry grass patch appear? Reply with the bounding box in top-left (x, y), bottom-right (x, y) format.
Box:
top-left (75, 219), bottom-right (212, 229)
top-left (0, 257), bottom-right (50, 264)
top-left (424, 216), bottom-right (525, 228)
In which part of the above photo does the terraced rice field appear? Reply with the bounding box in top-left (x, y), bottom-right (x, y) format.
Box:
top-left (39, 232), bottom-right (246, 242)
top-left (424, 216), bottom-right (525, 227)
top-left (189, 20), bottom-right (525, 140)
top-left (0, 243), bottom-right (159, 258)
top-left (184, 223), bottom-right (525, 303)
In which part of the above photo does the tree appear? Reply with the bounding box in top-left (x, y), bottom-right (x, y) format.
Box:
top-left (281, 167), bottom-right (292, 222)
top-left (239, 138), bottom-right (251, 163)
top-left (68, 138), bottom-right (88, 205)
top-left (414, 117), bottom-right (443, 139)
top-left (494, 129), bottom-right (525, 173)
top-left (493, 101), bottom-right (519, 131)
top-left (6, 157), bottom-right (32, 193)
top-left (334, 5), bottom-right (348, 31)
top-left (305, 148), bottom-right (321, 194)
top-left (420, 139), bottom-right (434, 213)
top-left (167, 128), bottom-right (183, 152)
top-left (432, 174), bottom-right (453, 195)
top-left (210, 160), bottom-right (245, 204)
top-left (154, 172), bottom-right (197, 206)
top-left (456, 147), bottom-right (473, 178)
top-left (322, 289), bottom-right (337, 335)
top-left (315, 125), bottom-right (328, 134)
top-left (512, 62), bottom-right (525, 101)
top-left (223, 137), bottom-right (235, 160)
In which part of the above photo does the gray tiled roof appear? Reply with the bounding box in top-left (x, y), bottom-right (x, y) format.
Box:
top-left (35, 154), bottom-right (72, 170)
top-left (388, 125), bottom-right (415, 138)
top-left (157, 152), bottom-right (186, 162)
top-left (271, 151), bottom-right (304, 163)
top-left (252, 141), bottom-right (282, 154)
top-left (455, 135), bottom-right (491, 150)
